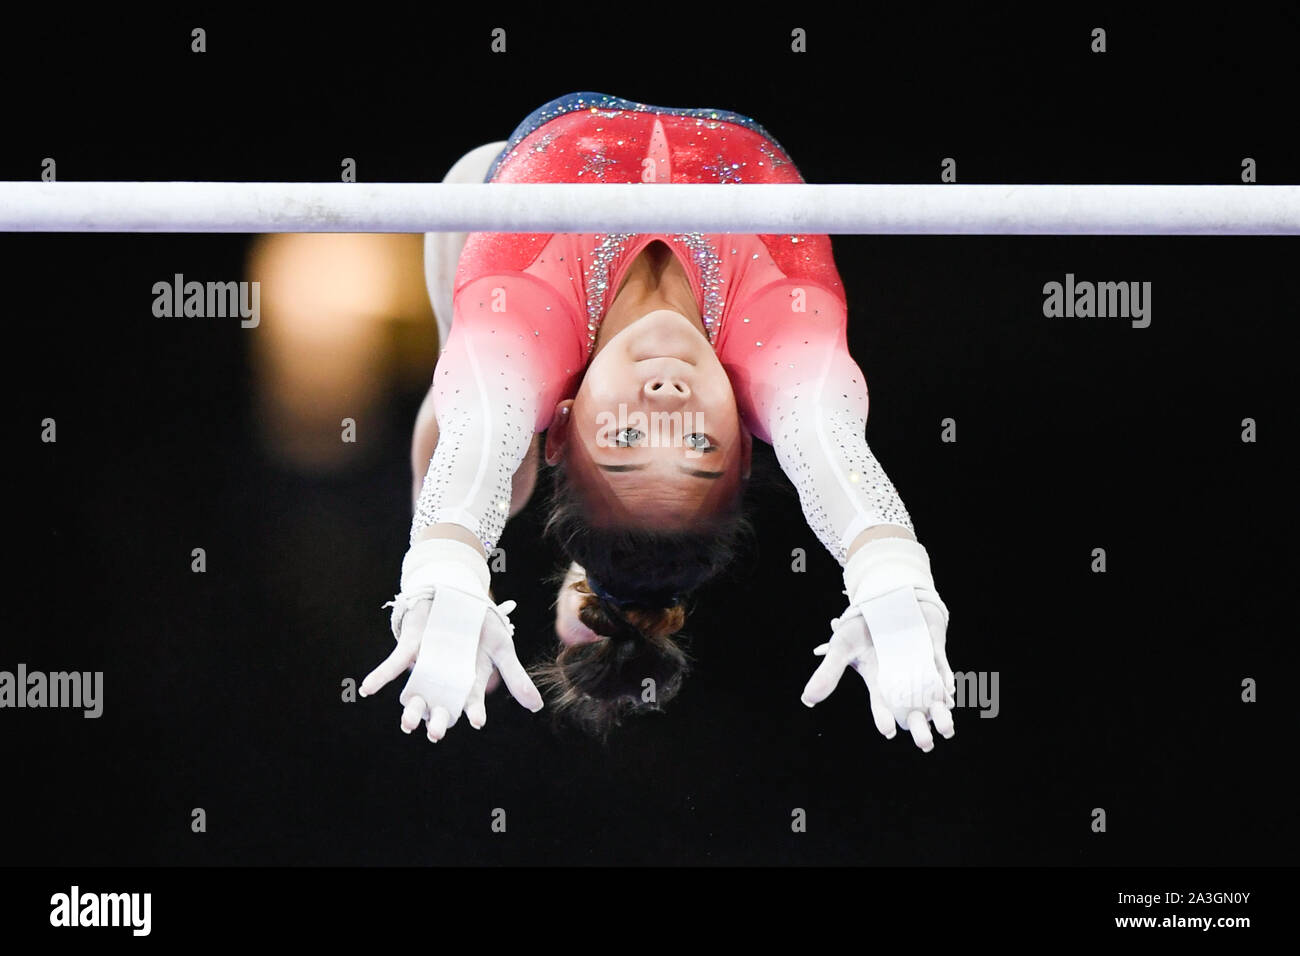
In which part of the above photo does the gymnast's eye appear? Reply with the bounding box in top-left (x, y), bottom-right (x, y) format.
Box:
top-left (684, 433), bottom-right (716, 452)
top-left (614, 427), bottom-right (644, 446)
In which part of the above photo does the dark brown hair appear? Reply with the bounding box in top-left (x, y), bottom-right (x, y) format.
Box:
top-left (533, 459), bottom-right (752, 739)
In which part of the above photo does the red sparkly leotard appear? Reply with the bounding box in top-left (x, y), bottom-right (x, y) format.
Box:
top-left (413, 95), bottom-right (914, 564)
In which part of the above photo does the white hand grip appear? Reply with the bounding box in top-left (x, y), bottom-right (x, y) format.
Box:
top-left (857, 586), bottom-right (942, 723)
top-left (401, 586), bottom-right (489, 718)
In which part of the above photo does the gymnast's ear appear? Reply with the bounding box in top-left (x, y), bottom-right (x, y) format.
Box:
top-left (740, 424), bottom-right (753, 481)
top-left (544, 399), bottom-right (576, 465)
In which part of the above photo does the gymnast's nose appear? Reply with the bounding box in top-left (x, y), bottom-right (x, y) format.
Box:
top-left (643, 377), bottom-right (691, 401)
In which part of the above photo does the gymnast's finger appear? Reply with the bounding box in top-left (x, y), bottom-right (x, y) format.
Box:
top-left (400, 695), bottom-right (427, 734)
top-left (426, 706), bottom-right (451, 742)
top-left (361, 642), bottom-right (416, 698)
top-left (802, 643), bottom-right (852, 707)
top-left (490, 642), bottom-right (544, 713)
top-left (361, 604), bottom-right (426, 697)
top-left (464, 693), bottom-right (487, 730)
top-left (865, 684), bottom-right (897, 739)
top-left (930, 701), bottom-right (955, 739)
top-left (465, 654), bottom-right (494, 730)
top-left (907, 710), bottom-right (934, 752)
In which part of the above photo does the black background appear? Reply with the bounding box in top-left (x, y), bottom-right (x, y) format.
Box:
top-left (0, 10), bottom-right (1294, 868)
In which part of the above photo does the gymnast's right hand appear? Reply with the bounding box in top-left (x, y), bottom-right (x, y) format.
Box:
top-left (360, 538), bottom-right (544, 741)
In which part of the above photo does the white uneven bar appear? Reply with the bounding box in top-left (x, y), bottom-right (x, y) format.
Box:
top-left (1, 182), bottom-right (1298, 234)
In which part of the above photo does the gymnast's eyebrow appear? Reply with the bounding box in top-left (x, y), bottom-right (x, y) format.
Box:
top-left (596, 462), bottom-right (723, 479)
top-left (677, 465), bottom-right (724, 479)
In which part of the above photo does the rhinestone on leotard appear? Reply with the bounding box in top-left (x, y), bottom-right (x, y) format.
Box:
top-left (583, 232), bottom-right (723, 354)
top-left (671, 233), bottom-right (723, 344)
top-left (583, 232), bottom-right (637, 352)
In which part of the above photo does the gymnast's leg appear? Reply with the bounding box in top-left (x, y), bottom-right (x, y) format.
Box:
top-left (424, 140), bottom-right (509, 349)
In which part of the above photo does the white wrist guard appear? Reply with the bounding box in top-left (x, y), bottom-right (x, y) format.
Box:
top-left (384, 538), bottom-right (494, 640)
top-left (401, 538), bottom-right (489, 593)
top-left (843, 536), bottom-right (948, 620)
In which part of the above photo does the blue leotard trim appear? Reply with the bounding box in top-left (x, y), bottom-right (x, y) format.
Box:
top-left (484, 90), bottom-right (794, 182)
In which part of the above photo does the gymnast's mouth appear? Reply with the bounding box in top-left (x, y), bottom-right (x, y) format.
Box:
top-left (631, 358), bottom-right (702, 377)
top-left (631, 354), bottom-right (696, 369)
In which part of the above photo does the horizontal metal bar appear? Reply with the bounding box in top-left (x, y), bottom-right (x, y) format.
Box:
top-left (1, 182), bottom-right (1297, 234)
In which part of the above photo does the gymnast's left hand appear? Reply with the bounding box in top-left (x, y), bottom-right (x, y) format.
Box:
top-left (800, 537), bottom-right (956, 752)
top-left (359, 537), bottom-right (543, 741)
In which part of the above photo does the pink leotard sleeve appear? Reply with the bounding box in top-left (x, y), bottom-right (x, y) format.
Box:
top-left (718, 266), bottom-right (915, 567)
top-left (410, 268), bottom-right (582, 551)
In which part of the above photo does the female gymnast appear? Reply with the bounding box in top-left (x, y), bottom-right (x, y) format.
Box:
top-left (360, 92), bottom-right (956, 749)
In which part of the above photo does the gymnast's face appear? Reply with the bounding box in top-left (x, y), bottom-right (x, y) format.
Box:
top-left (545, 309), bottom-right (751, 529)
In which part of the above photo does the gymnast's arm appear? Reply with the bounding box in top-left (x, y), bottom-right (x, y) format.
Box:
top-left (360, 285), bottom-right (563, 731)
top-left (410, 384), bottom-right (541, 543)
top-left (407, 275), bottom-right (566, 555)
top-left (722, 280), bottom-right (916, 567)
top-left (723, 280), bottom-right (955, 747)
top-left (407, 384), bottom-right (540, 699)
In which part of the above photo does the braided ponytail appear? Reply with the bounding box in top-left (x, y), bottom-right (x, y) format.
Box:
top-left (532, 579), bottom-right (690, 738)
